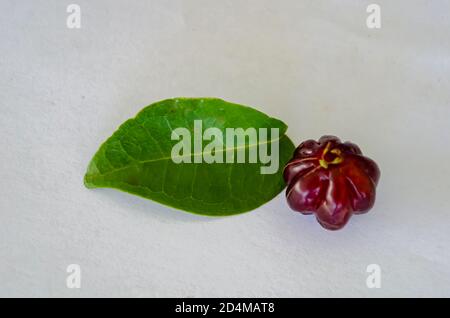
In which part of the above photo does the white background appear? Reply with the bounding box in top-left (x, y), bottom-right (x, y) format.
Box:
top-left (1, 0), bottom-right (449, 297)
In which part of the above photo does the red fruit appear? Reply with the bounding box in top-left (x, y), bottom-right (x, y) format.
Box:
top-left (283, 136), bottom-right (380, 230)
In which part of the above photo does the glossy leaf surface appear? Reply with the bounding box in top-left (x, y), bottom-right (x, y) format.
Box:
top-left (85, 98), bottom-right (295, 216)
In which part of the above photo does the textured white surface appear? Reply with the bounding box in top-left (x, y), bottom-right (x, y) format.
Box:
top-left (1, 0), bottom-right (450, 297)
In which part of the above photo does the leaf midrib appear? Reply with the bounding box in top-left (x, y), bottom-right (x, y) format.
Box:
top-left (87, 135), bottom-right (284, 179)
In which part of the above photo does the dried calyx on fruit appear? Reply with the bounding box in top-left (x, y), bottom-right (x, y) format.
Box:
top-left (283, 136), bottom-right (380, 230)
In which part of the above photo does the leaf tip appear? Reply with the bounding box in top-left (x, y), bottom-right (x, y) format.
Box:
top-left (83, 174), bottom-right (95, 189)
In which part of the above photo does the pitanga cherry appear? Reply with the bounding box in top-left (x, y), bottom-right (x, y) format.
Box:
top-left (283, 136), bottom-right (380, 230)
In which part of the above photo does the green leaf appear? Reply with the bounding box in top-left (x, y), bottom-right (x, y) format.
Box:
top-left (84, 98), bottom-right (294, 216)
